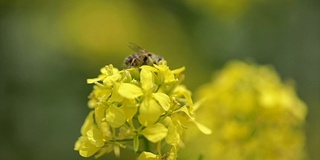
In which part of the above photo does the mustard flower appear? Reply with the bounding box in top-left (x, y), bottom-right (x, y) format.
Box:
top-left (180, 60), bottom-right (307, 160)
top-left (74, 62), bottom-right (210, 159)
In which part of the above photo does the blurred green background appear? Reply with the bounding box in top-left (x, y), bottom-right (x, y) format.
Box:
top-left (0, 0), bottom-right (319, 159)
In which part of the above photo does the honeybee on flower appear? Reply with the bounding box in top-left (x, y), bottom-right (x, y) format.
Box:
top-left (74, 44), bottom-right (211, 159)
top-left (124, 42), bottom-right (166, 68)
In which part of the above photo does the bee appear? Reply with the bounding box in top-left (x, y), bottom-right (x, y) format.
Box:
top-left (124, 42), bottom-right (165, 68)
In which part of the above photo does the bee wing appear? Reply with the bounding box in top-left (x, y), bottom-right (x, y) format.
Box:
top-left (128, 42), bottom-right (147, 53)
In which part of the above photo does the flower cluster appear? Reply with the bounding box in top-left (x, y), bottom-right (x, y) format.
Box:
top-left (180, 60), bottom-right (307, 160)
top-left (74, 63), bottom-right (210, 159)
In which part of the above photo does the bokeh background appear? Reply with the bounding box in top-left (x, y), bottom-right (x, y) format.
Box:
top-left (0, 0), bottom-right (319, 159)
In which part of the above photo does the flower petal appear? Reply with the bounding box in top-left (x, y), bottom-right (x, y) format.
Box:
top-left (166, 145), bottom-right (178, 160)
top-left (140, 65), bottom-right (159, 73)
top-left (173, 85), bottom-right (193, 107)
top-left (74, 136), bottom-right (100, 157)
top-left (94, 105), bottom-right (106, 128)
top-left (165, 123), bottom-right (180, 145)
top-left (87, 126), bottom-right (105, 147)
top-left (106, 105), bottom-right (126, 128)
top-left (87, 76), bottom-right (105, 84)
top-left (138, 98), bottom-right (163, 126)
top-left (141, 123), bottom-right (168, 143)
top-left (152, 92), bottom-right (171, 111)
top-left (103, 73), bottom-right (121, 86)
top-left (155, 65), bottom-right (175, 83)
top-left (138, 151), bottom-right (159, 160)
top-left (109, 82), bottom-right (123, 102)
top-left (118, 83), bottom-right (143, 99)
top-left (193, 120), bottom-right (212, 135)
top-left (120, 99), bottom-right (138, 122)
top-left (81, 111), bottom-right (95, 135)
top-left (140, 68), bottom-right (155, 91)
top-left (174, 106), bottom-right (192, 118)
top-left (171, 66), bottom-right (185, 75)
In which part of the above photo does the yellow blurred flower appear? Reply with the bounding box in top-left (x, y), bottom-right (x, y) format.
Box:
top-left (180, 60), bottom-right (307, 160)
top-left (74, 63), bottom-right (210, 159)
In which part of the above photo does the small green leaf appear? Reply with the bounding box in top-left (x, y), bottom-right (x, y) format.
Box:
top-left (133, 136), bottom-right (139, 152)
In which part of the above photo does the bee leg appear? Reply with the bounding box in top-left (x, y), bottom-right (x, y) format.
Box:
top-left (147, 56), bottom-right (155, 65)
top-left (131, 57), bottom-right (143, 67)
top-left (130, 58), bottom-right (137, 67)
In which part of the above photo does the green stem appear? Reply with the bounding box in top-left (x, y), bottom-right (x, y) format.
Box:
top-left (143, 137), bottom-right (150, 152)
top-left (157, 141), bottom-right (162, 159)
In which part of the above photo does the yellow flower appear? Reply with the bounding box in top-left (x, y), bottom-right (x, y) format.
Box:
top-left (75, 63), bottom-right (209, 159)
top-left (180, 60), bottom-right (307, 160)
top-left (138, 151), bottom-right (159, 160)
